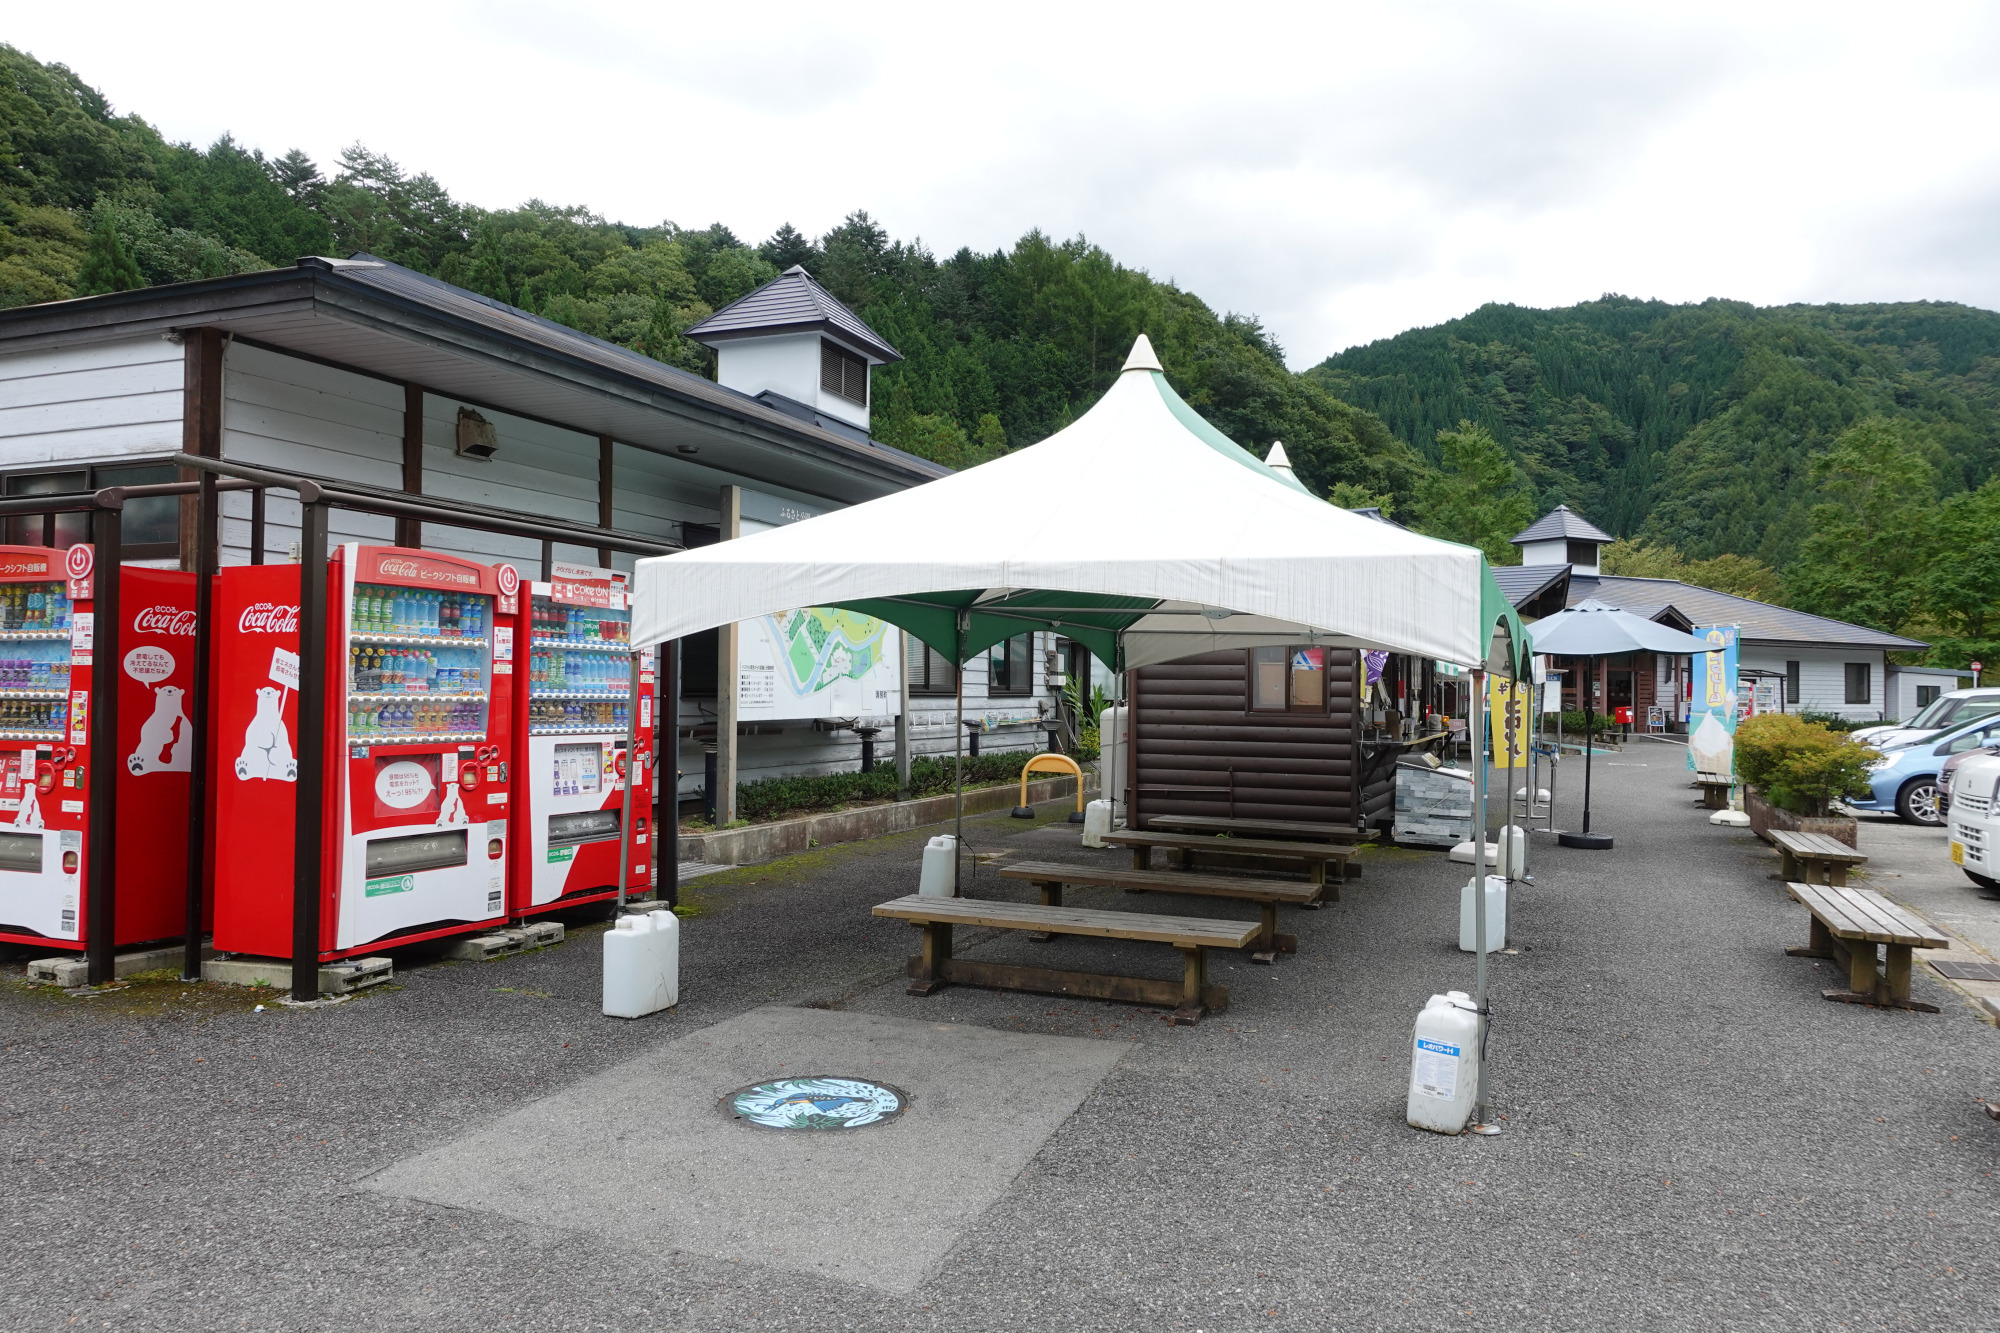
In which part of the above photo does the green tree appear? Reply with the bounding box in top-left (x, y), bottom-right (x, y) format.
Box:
top-left (1784, 418), bottom-right (1941, 634)
top-left (74, 215), bottom-right (141, 294)
top-left (1412, 421), bottom-right (1534, 563)
top-left (1600, 537), bottom-right (1785, 601)
top-left (1922, 477), bottom-right (2000, 666)
top-left (758, 222), bottom-right (817, 272)
top-left (1327, 482), bottom-right (1395, 513)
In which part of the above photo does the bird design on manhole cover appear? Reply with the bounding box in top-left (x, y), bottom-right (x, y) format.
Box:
top-left (725, 1076), bottom-right (907, 1130)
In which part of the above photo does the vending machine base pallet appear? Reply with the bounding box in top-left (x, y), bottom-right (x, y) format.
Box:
top-left (201, 954), bottom-right (393, 994)
top-left (439, 920), bottom-right (564, 961)
top-left (27, 941), bottom-right (215, 988)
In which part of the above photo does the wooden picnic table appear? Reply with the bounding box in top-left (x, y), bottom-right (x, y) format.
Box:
top-left (873, 893), bottom-right (1255, 1024)
top-left (1001, 858), bottom-right (1319, 962)
top-left (1785, 882), bottom-right (1948, 1011)
top-left (1145, 815), bottom-right (1364, 844)
top-left (1101, 830), bottom-right (1357, 894)
top-left (1768, 829), bottom-right (1866, 886)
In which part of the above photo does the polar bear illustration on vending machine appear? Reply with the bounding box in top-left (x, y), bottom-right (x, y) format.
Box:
top-left (128, 684), bottom-right (191, 776)
top-left (235, 686), bottom-right (297, 782)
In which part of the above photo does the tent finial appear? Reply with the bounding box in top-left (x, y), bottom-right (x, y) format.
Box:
top-left (1265, 441), bottom-right (1294, 476)
top-left (1121, 334), bottom-right (1163, 373)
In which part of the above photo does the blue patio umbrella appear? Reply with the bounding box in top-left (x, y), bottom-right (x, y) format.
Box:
top-left (1526, 600), bottom-right (1716, 850)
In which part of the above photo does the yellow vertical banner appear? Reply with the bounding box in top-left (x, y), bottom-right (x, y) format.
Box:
top-left (1487, 675), bottom-right (1530, 766)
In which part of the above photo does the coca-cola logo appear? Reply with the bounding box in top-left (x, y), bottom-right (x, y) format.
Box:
top-left (133, 605), bottom-right (198, 637)
top-left (377, 557), bottom-right (477, 587)
top-left (238, 602), bottom-right (299, 634)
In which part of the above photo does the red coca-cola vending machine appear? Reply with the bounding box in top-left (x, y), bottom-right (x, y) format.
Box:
top-left (212, 544), bottom-right (518, 960)
top-left (511, 564), bottom-right (653, 917)
top-left (0, 544), bottom-right (202, 951)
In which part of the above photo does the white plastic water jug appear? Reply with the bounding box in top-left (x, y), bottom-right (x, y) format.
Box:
top-left (1458, 874), bottom-right (1508, 953)
top-left (1081, 799), bottom-right (1112, 848)
top-left (1406, 990), bottom-right (1481, 1134)
top-left (918, 835), bottom-right (958, 897)
top-left (1495, 824), bottom-right (1527, 880)
top-left (603, 910), bottom-right (680, 1018)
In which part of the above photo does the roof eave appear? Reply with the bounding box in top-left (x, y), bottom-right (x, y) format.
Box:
top-left (687, 319), bottom-right (903, 364)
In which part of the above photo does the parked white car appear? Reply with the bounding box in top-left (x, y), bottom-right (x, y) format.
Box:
top-left (1947, 749), bottom-right (2000, 891)
top-left (1855, 688), bottom-right (2000, 751)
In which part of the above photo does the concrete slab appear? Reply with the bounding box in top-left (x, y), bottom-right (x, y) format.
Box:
top-left (361, 1003), bottom-right (1125, 1293)
top-left (25, 941), bottom-right (211, 986)
top-left (200, 954), bottom-right (392, 994)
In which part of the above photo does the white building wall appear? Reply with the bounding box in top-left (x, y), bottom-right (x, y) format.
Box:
top-left (1738, 645), bottom-right (1890, 722)
top-left (0, 337), bottom-right (183, 466)
top-left (1885, 668), bottom-right (1972, 723)
top-left (714, 333), bottom-right (822, 411)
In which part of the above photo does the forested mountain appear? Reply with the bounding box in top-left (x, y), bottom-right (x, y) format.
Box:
top-left (3, 44), bottom-right (1996, 665)
top-left (1307, 298), bottom-right (2000, 567)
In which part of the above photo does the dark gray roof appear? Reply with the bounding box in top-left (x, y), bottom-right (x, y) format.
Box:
top-left (1511, 505), bottom-right (1615, 546)
top-left (0, 255), bottom-right (947, 501)
top-left (1568, 574), bottom-right (1927, 650)
top-left (1491, 563), bottom-right (1570, 607)
top-left (685, 265), bottom-right (902, 363)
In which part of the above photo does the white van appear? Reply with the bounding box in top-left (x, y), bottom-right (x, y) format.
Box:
top-left (1947, 749), bottom-right (2000, 891)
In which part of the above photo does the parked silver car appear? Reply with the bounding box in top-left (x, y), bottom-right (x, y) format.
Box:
top-left (1853, 688), bottom-right (2000, 751)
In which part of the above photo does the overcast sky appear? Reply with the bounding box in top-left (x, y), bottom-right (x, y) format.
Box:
top-left (14, 2), bottom-right (2000, 366)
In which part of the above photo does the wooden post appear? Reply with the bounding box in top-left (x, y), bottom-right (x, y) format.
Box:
top-left (1174, 946), bottom-right (1206, 1023)
top-left (1884, 944), bottom-right (1913, 1005)
top-left (1847, 938), bottom-right (1878, 997)
top-left (714, 485), bottom-right (741, 825)
top-left (397, 384), bottom-right (423, 548)
top-left (597, 435), bottom-right (615, 568)
top-left (908, 921), bottom-right (952, 995)
top-left (178, 329), bottom-right (222, 572)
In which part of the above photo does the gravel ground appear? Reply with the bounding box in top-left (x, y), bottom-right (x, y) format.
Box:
top-left (3, 749), bottom-right (1998, 1331)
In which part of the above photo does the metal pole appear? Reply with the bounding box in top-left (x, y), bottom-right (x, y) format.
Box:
top-left (663, 637), bottom-right (679, 909)
top-left (181, 472), bottom-right (217, 981)
top-left (894, 632), bottom-right (912, 802)
top-left (1469, 664), bottom-right (1494, 1134)
top-left (1582, 656), bottom-right (1596, 835)
top-left (291, 499), bottom-right (329, 1003)
top-left (249, 486), bottom-right (266, 565)
top-left (84, 500), bottom-right (123, 988)
top-left (616, 647), bottom-right (638, 915)
top-left (953, 611), bottom-right (968, 894)
top-left (540, 539), bottom-right (553, 582)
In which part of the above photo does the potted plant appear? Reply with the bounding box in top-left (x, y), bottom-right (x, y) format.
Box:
top-left (1733, 712), bottom-right (1879, 849)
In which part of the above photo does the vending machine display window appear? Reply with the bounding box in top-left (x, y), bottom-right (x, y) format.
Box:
top-left (0, 578), bottom-right (74, 740)
top-left (526, 591), bottom-right (632, 735)
top-left (346, 581), bottom-right (494, 742)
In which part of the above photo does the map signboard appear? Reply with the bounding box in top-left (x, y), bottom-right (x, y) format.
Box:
top-left (736, 492), bottom-right (901, 722)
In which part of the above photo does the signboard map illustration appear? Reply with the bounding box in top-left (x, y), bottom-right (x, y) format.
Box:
top-left (735, 493), bottom-right (900, 721)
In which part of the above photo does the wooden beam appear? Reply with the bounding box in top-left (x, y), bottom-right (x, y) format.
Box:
top-left (598, 434), bottom-right (615, 568)
top-left (178, 328), bottom-right (223, 571)
top-left (397, 383), bottom-right (423, 548)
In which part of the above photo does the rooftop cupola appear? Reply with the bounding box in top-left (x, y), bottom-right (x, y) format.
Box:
top-left (1510, 504), bottom-right (1614, 573)
top-left (683, 265), bottom-right (902, 433)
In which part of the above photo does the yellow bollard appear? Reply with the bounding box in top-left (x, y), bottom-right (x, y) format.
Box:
top-left (1013, 752), bottom-right (1086, 821)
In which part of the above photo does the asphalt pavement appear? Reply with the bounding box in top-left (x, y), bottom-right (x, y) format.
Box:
top-left (4, 747), bottom-right (1998, 1331)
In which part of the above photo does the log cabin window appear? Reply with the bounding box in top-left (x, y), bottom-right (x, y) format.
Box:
top-left (988, 632), bottom-right (1032, 696)
top-left (907, 634), bottom-right (958, 696)
top-left (1250, 645), bottom-right (1326, 712)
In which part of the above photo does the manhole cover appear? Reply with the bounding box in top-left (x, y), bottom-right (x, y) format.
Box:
top-left (725, 1076), bottom-right (907, 1130)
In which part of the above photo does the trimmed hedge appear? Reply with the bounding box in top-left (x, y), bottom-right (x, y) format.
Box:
top-left (731, 750), bottom-right (1072, 824)
top-left (1735, 712), bottom-right (1879, 816)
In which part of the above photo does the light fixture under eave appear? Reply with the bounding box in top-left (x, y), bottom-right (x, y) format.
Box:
top-left (677, 444), bottom-right (700, 456)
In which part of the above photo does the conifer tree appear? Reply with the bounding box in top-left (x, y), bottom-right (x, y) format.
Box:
top-left (74, 217), bottom-right (143, 295)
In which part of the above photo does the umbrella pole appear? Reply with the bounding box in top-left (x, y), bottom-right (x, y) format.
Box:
top-left (1582, 655), bottom-right (1596, 833)
top-left (953, 612), bottom-right (967, 893)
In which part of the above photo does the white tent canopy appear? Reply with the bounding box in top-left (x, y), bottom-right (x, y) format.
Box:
top-left (631, 336), bottom-right (1527, 672)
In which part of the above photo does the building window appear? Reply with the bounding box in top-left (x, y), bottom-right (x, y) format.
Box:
top-left (1250, 645), bottom-right (1327, 712)
top-left (1785, 660), bottom-right (1800, 705)
top-left (988, 633), bottom-right (1032, 696)
top-left (3, 463), bottom-right (181, 560)
top-left (820, 340), bottom-right (868, 405)
top-left (907, 633), bottom-right (958, 696)
top-left (1844, 662), bottom-right (1871, 705)
top-left (1916, 684), bottom-right (1941, 709)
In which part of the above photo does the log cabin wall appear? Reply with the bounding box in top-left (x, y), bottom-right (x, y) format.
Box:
top-left (1128, 649), bottom-right (1360, 828)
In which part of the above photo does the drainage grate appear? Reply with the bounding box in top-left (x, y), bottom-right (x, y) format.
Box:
top-left (1929, 959), bottom-right (2000, 982)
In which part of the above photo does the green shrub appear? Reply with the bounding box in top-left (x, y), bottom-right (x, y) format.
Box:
top-left (731, 749), bottom-right (1076, 823)
top-left (1796, 709), bottom-right (1868, 734)
top-left (1558, 710), bottom-right (1620, 736)
top-left (1734, 712), bottom-right (1879, 815)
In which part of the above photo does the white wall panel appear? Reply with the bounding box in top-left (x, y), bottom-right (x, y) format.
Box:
top-left (0, 337), bottom-right (182, 467)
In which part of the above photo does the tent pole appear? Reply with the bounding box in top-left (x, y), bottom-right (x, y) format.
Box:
top-left (1470, 665), bottom-right (1493, 1135)
top-left (953, 610), bottom-right (968, 894)
top-left (1582, 655), bottom-right (1596, 834)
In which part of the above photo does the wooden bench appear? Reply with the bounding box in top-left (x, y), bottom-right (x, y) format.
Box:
top-left (1693, 770), bottom-right (1733, 809)
top-left (1001, 859), bottom-right (1318, 963)
top-left (1769, 829), bottom-right (1866, 886)
top-left (872, 894), bottom-right (1256, 1024)
top-left (1785, 882), bottom-right (1949, 1011)
top-left (1147, 815), bottom-right (1363, 845)
top-left (1102, 830), bottom-right (1357, 897)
